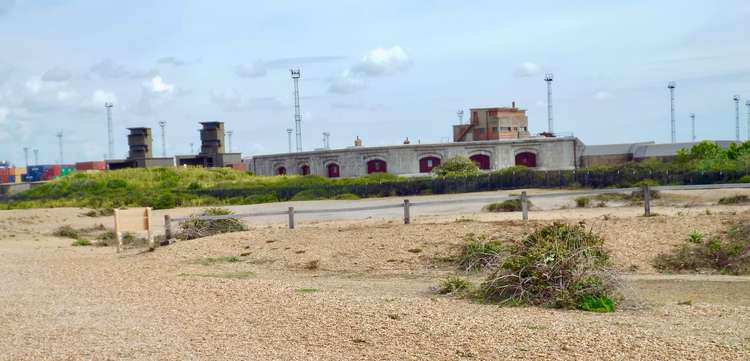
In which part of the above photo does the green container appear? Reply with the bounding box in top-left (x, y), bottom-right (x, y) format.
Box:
top-left (61, 167), bottom-right (74, 176)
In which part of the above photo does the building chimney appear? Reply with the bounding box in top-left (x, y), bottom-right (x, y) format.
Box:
top-left (354, 136), bottom-right (363, 147)
top-left (403, 137), bottom-right (411, 144)
top-left (512, 101), bottom-right (516, 109)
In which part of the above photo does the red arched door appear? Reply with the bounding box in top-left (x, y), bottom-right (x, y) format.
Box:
top-left (276, 166), bottom-right (287, 175)
top-left (515, 152), bottom-right (537, 167)
top-left (300, 165), bottom-right (310, 175)
top-left (419, 156), bottom-right (441, 173)
top-left (367, 159), bottom-right (387, 174)
top-left (327, 163), bottom-right (340, 178)
top-left (469, 154), bottom-right (491, 170)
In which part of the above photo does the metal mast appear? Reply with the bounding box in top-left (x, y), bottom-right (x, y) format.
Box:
top-left (23, 147), bottom-right (29, 167)
top-left (690, 113), bottom-right (696, 142)
top-left (457, 110), bottom-right (464, 124)
top-left (746, 100), bottom-right (750, 140)
top-left (286, 128), bottom-right (293, 153)
top-left (104, 102), bottom-right (114, 159)
top-left (544, 73), bottom-right (554, 134)
top-left (33, 149), bottom-right (39, 165)
top-left (322, 132), bottom-right (330, 149)
top-left (158, 121), bottom-right (167, 157)
top-left (733, 95), bottom-right (741, 141)
top-left (291, 68), bottom-right (302, 152)
top-left (56, 131), bottom-right (63, 164)
top-left (668, 82), bottom-right (676, 143)
top-left (226, 130), bottom-right (233, 152)
top-left (190, 142), bottom-right (194, 154)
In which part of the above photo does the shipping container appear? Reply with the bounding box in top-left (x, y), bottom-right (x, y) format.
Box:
top-left (22, 174), bottom-right (39, 182)
top-left (0, 175), bottom-right (8, 184)
top-left (0, 166), bottom-right (14, 177)
top-left (8, 175), bottom-right (15, 183)
top-left (75, 161), bottom-right (106, 171)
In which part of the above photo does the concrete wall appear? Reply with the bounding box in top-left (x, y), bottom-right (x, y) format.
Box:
top-left (250, 137), bottom-right (582, 177)
top-left (581, 154), bottom-right (632, 167)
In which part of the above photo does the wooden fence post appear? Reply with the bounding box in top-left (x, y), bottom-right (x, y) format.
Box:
top-left (521, 191), bottom-right (529, 221)
top-left (288, 207), bottom-right (295, 229)
top-left (164, 215), bottom-right (172, 240)
top-left (642, 185), bottom-right (651, 217)
top-left (403, 199), bottom-right (411, 224)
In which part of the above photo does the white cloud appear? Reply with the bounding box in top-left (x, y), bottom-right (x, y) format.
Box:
top-left (594, 91), bottom-right (613, 100)
top-left (92, 89), bottom-right (117, 105)
top-left (235, 56), bottom-right (344, 78)
top-left (350, 46), bottom-right (411, 77)
top-left (327, 46), bottom-right (411, 95)
top-left (147, 75), bottom-right (174, 94)
top-left (0, 106), bottom-right (8, 125)
top-left (210, 89), bottom-right (285, 112)
top-left (514, 62), bottom-right (541, 77)
top-left (157, 56), bottom-right (189, 66)
top-left (90, 58), bottom-right (156, 79)
top-left (41, 67), bottom-right (72, 82)
top-left (328, 72), bottom-right (366, 94)
top-left (235, 62), bottom-right (267, 78)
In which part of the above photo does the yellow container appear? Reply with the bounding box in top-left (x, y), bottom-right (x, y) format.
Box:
top-left (14, 168), bottom-right (25, 183)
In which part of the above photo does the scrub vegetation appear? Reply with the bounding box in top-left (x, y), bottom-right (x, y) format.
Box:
top-left (654, 223), bottom-right (750, 275)
top-left (444, 223), bottom-right (619, 312)
top-left (2, 141), bottom-right (750, 211)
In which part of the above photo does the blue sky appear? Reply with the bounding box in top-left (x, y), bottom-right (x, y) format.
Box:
top-left (0, 0), bottom-right (749, 165)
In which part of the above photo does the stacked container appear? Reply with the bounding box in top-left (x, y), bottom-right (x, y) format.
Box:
top-left (42, 165), bottom-right (61, 180)
top-left (0, 167), bottom-right (14, 184)
top-left (75, 161), bottom-right (106, 171)
top-left (13, 167), bottom-right (25, 183)
top-left (61, 164), bottom-right (75, 177)
top-left (25, 165), bottom-right (45, 182)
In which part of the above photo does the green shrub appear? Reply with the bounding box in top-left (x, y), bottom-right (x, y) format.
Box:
top-left (575, 196), bottom-right (591, 208)
top-left (192, 256), bottom-right (241, 266)
top-left (435, 276), bottom-right (473, 295)
top-left (432, 156), bottom-right (480, 177)
top-left (291, 189), bottom-right (330, 201)
top-left (177, 208), bottom-right (247, 240)
top-left (484, 199), bottom-right (530, 212)
top-left (71, 239), bottom-right (92, 247)
top-left (718, 195), bottom-right (750, 205)
top-left (457, 234), bottom-right (504, 271)
top-left (578, 295), bottom-right (615, 313)
top-left (739, 175), bottom-right (750, 183)
top-left (653, 223), bottom-right (750, 275)
top-left (687, 231), bottom-right (704, 244)
top-left (53, 225), bottom-right (80, 239)
top-left (478, 223), bottom-right (619, 309)
top-left (83, 208), bottom-right (115, 217)
top-left (333, 193), bottom-right (360, 200)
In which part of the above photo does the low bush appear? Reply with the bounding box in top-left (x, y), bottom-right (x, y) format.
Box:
top-left (192, 256), bottom-right (241, 266)
top-left (291, 189), bottom-right (329, 201)
top-left (333, 193), bottom-right (360, 200)
top-left (457, 234), bottom-right (504, 271)
top-left (83, 208), bottom-right (115, 217)
top-left (433, 156), bottom-right (481, 177)
top-left (71, 239), bottom-right (92, 246)
top-left (432, 156), bottom-right (480, 177)
top-left (176, 208), bottom-right (247, 240)
top-left (477, 223), bottom-right (619, 311)
top-left (739, 175), bottom-right (750, 183)
top-left (95, 230), bottom-right (149, 247)
top-left (718, 195), bottom-right (750, 205)
top-left (53, 225), bottom-right (80, 239)
top-left (484, 199), bottom-right (531, 212)
top-left (435, 276), bottom-right (473, 295)
top-left (654, 224), bottom-right (750, 275)
top-left (575, 196), bottom-right (591, 208)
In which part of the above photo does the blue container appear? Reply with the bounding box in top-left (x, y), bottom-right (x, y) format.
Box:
top-left (8, 175), bottom-right (15, 183)
top-left (22, 174), bottom-right (40, 182)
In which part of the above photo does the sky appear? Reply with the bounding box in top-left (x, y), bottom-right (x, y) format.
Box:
top-left (0, 0), bottom-right (749, 165)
